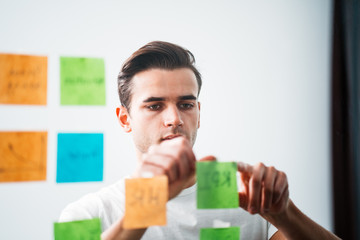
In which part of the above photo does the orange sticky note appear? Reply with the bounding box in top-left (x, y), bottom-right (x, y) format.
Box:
top-left (124, 176), bottom-right (168, 229)
top-left (0, 132), bottom-right (47, 182)
top-left (0, 53), bottom-right (47, 105)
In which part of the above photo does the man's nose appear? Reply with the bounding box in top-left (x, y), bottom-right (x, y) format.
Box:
top-left (163, 105), bottom-right (183, 127)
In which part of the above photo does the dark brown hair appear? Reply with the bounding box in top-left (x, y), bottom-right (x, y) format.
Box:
top-left (117, 41), bottom-right (202, 110)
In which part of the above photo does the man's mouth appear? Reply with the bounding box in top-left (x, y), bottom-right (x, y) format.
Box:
top-left (161, 134), bottom-right (182, 141)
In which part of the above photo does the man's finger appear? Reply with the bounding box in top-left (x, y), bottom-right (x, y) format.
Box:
top-left (273, 171), bottom-right (288, 204)
top-left (138, 163), bottom-right (166, 178)
top-left (238, 192), bottom-right (248, 210)
top-left (160, 137), bottom-right (196, 173)
top-left (143, 155), bottom-right (179, 183)
top-left (261, 166), bottom-right (277, 212)
top-left (181, 142), bottom-right (197, 172)
top-left (248, 163), bottom-right (266, 214)
top-left (237, 162), bottom-right (253, 174)
top-left (198, 155), bottom-right (217, 162)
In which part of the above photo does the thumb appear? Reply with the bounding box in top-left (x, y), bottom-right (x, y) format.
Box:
top-left (198, 155), bottom-right (217, 162)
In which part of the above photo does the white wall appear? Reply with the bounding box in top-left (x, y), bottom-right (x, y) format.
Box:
top-left (0, 0), bottom-right (333, 239)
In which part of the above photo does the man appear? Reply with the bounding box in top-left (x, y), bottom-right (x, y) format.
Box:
top-left (60, 41), bottom-right (340, 240)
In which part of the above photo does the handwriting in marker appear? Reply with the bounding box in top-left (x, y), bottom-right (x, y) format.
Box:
top-left (123, 176), bottom-right (168, 229)
top-left (197, 161), bottom-right (239, 209)
top-left (56, 133), bottom-right (103, 183)
top-left (0, 53), bottom-right (47, 105)
top-left (0, 131), bottom-right (47, 182)
top-left (60, 57), bottom-right (105, 105)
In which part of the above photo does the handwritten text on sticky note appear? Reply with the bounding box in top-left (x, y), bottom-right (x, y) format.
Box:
top-left (56, 133), bottom-right (103, 183)
top-left (124, 176), bottom-right (168, 229)
top-left (60, 57), bottom-right (105, 105)
top-left (54, 218), bottom-right (101, 240)
top-left (200, 227), bottom-right (240, 240)
top-left (0, 53), bottom-right (47, 105)
top-left (197, 161), bottom-right (239, 209)
top-left (0, 131), bottom-right (47, 182)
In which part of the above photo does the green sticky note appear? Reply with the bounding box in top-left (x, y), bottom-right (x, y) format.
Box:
top-left (54, 218), bottom-right (101, 240)
top-left (60, 57), bottom-right (105, 105)
top-left (197, 161), bottom-right (239, 209)
top-left (200, 227), bottom-right (240, 240)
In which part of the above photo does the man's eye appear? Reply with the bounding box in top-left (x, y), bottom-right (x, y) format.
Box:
top-left (179, 103), bottom-right (194, 110)
top-left (147, 104), bottom-right (161, 111)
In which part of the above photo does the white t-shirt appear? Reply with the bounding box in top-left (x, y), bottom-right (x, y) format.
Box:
top-left (59, 179), bottom-right (277, 239)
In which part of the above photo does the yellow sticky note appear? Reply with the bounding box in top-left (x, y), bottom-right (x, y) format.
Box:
top-left (124, 176), bottom-right (168, 229)
top-left (0, 53), bottom-right (47, 105)
top-left (0, 132), bottom-right (47, 182)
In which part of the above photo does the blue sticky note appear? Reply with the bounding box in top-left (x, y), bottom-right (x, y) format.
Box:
top-left (57, 133), bottom-right (103, 183)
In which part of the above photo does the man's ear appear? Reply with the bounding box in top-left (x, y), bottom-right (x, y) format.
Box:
top-left (116, 106), bottom-right (132, 133)
top-left (197, 102), bottom-right (201, 128)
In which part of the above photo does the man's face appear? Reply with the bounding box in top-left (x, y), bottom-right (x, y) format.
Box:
top-left (127, 68), bottom-right (200, 154)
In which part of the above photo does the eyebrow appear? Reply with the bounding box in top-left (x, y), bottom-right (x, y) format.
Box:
top-left (143, 95), bottom-right (197, 103)
top-left (179, 95), bottom-right (197, 101)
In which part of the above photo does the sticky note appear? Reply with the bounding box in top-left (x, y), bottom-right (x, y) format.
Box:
top-left (200, 227), bottom-right (240, 240)
top-left (196, 161), bottom-right (239, 209)
top-left (60, 57), bottom-right (105, 105)
top-left (0, 131), bottom-right (47, 182)
top-left (0, 53), bottom-right (47, 105)
top-left (54, 218), bottom-right (101, 240)
top-left (56, 133), bottom-right (103, 183)
top-left (124, 176), bottom-right (168, 229)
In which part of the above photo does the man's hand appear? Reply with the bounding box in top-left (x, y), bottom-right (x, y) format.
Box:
top-left (236, 162), bottom-right (341, 240)
top-left (237, 162), bottom-right (290, 219)
top-left (102, 137), bottom-right (197, 240)
top-left (134, 136), bottom-right (196, 200)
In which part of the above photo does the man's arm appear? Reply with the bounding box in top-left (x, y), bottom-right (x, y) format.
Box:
top-left (237, 162), bottom-right (340, 240)
top-left (270, 231), bottom-right (287, 240)
top-left (267, 200), bottom-right (340, 240)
